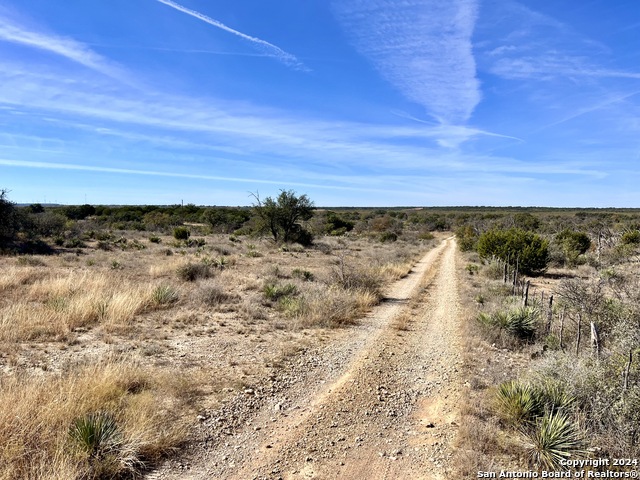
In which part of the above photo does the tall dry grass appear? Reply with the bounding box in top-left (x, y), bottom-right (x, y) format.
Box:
top-left (0, 357), bottom-right (192, 480)
top-left (0, 265), bottom-right (49, 293)
top-left (0, 270), bottom-right (167, 341)
top-left (291, 285), bottom-right (379, 328)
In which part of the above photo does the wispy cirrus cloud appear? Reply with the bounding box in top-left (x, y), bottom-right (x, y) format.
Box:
top-left (332, 0), bottom-right (481, 126)
top-left (0, 13), bottom-right (127, 81)
top-left (155, 0), bottom-right (307, 71)
top-left (491, 54), bottom-right (640, 81)
top-left (0, 62), bottom-right (494, 166)
top-left (479, 1), bottom-right (640, 82)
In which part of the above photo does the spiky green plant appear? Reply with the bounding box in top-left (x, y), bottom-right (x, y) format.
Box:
top-left (506, 307), bottom-right (537, 340)
top-left (478, 310), bottom-right (510, 329)
top-left (478, 307), bottom-right (538, 341)
top-left (151, 284), bottom-right (179, 306)
top-left (69, 412), bottom-right (122, 459)
top-left (496, 380), bottom-right (543, 425)
top-left (69, 411), bottom-right (142, 477)
top-left (539, 379), bottom-right (575, 414)
top-left (292, 268), bottom-right (314, 281)
top-left (279, 296), bottom-right (307, 317)
top-left (263, 283), bottom-right (297, 301)
top-left (523, 412), bottom-right (585, 470)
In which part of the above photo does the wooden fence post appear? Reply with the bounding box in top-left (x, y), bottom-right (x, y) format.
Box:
top-left (576, 312), bottom-right (582, 356)
top-left (590, 322), bottom-right (600, 358)
top-left (559, 306), bottom-right (566, 350)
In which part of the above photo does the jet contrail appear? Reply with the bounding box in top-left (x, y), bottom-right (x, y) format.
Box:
top-left (156, 0), bottom-right (307, 70)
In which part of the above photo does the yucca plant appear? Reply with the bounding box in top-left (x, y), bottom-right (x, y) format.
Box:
top-left (496, 380), bottom-right (543, 426)
top-left (70, 411), bottom-right (141, 477)
top-left (506, 307), bottom-right (537, 340)
top-left (523, 411), bottom-right (585, 470)
top-left (263, 283), bottom-right (297, 301)
top-left (151, 284), bottom-right (179, 306)
top-left (539, 379), bottom-right (575, 414)
top-left (69, 412), bottom-right (122, 459)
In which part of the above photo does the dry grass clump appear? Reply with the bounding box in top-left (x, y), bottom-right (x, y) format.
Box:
top-left (0, 265), bottom-right (49, 293)
top-left (0, 358), bottom-right (192, 480)
top-left (330, 264), bottom-right (383, 301)
top-left (375, 262), bottom-right (413, 282)
top-left (281, 284), bottom-right (378, 329)
top-left (149, 256), bottom-right (188, 278)
top-left (176, 262), bottom-right (211, 282)
top-left (0, 271), bottom-right (168, 341)
top-left (196, 282), bottom-right (232, 306)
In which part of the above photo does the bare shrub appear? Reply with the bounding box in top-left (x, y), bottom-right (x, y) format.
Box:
top-left (177, 263), bottom-right (211, 282)
top-left (330, 261), bottom-right (383, 300)
top-left (482, 259), bottom-right (504, 280)
top-left (197, 283), bottom-right (231, 306)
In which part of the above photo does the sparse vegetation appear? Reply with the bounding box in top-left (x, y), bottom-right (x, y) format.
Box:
top-left (7, 195), bottom-right (640, 475)
top-left (457, 209), bottom-right (640, 472)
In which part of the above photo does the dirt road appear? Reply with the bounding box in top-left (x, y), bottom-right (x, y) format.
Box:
top-left (149, 237), bottom-right (464, 479)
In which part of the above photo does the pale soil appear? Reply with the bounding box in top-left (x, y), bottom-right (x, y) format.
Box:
top-left (147, 236), bottom-right (465, 480)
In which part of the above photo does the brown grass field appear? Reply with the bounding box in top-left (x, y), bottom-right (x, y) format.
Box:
top-left (0, 232), bottom-right (429, 479)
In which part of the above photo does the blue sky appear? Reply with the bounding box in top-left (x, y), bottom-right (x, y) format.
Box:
top-left (1, 0), bottom-right (639, 207)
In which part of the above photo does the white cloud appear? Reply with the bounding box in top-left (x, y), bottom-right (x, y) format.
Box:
top-left (491, 54), bottom-right (640, 81)
top-left (155, 0), bottom-right (308, 71)
top-left (0, 13), bottom-right (127, 82)
top-left (333, 0), bottom-right (481, 125)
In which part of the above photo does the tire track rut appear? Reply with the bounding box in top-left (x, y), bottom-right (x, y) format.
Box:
top-left (149, 237), bottom-right (463, 480)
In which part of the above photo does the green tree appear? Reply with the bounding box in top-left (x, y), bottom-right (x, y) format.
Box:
top-left (252, 190), bottom-right (314, 244)
top-left (555, 229), bottom-right (591, 265)
top-left (476, 228), bottom-right (549, 275)
top-left (513, 212), bottom-right (540, 231)
top-left (455, 225), bottom-right (478, 252)
top-left (202, 207), bottom-right (251, 234)
top-left (324, 211), bottom-right (354, 236)
top-left (0, 189), bottom-right (18, 247)
top-left (63, 204), bottom-right (96, 220)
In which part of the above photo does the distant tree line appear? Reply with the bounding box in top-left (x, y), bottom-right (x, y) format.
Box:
top-left (4, 186), bottom-right (640, 261)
